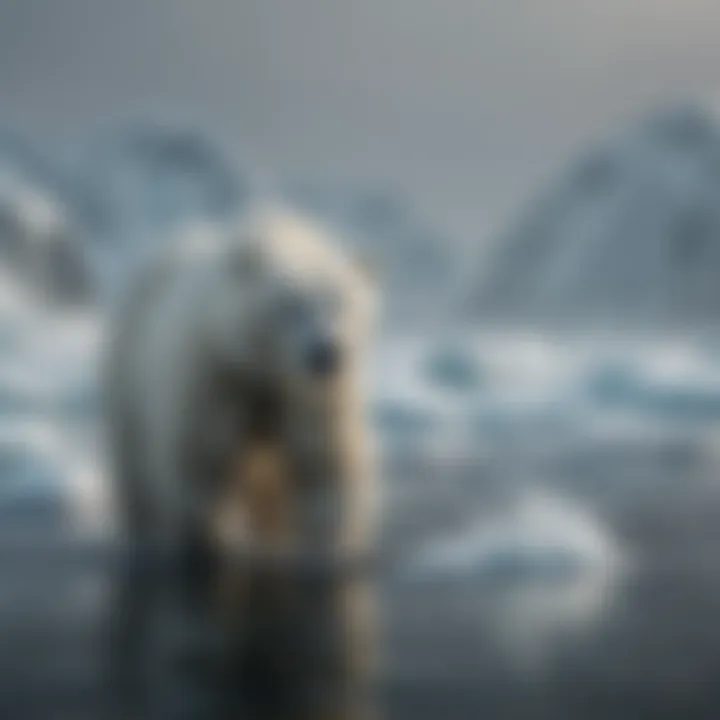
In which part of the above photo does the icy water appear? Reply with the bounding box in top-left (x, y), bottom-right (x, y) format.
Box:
top-left (2, 440), bottom-right (720, 719)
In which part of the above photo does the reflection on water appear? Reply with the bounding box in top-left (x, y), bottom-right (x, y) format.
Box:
top-left (103, 550), bottom-right (378, 720)
top-left (379, 443), bottom-right (720, 719)
top-left (407, 488), bottom-right (625, 672)
top-left (4, 439), bottom-right (720, 719)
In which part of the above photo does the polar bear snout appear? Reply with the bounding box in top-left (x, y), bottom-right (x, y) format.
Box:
top-left (305, 336), bottom-right (342, 377)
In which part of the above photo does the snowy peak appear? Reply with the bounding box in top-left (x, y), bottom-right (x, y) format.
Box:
top-left (474, 104), bottom-right (720, 332)
top-left (0, 132), bottom-right (92, 307)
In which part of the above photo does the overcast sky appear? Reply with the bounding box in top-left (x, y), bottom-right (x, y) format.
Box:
top-left (0, 0), bottom-right (718, 244)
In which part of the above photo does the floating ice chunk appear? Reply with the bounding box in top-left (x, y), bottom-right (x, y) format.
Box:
top-left (408, 489), bottom-right (621, 583)
top-left (406, 488), bottom-right (626, 671)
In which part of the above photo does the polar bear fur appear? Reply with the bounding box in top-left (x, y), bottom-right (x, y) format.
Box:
top-left (104, 208), bottom-right (378, 716)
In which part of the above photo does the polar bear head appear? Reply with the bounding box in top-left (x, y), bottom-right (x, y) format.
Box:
top-left (202, 208), bottom-right (377, 387)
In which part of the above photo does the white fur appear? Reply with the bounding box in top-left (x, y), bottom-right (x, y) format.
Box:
top-left (105, 208), bottom-right (377, 545)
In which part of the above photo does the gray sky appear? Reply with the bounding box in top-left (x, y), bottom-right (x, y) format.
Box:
top-left (0, 0), bottom-right (718, 244)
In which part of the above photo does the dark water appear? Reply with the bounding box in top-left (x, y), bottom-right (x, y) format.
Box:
top-left (3, 442), bottom-right (720, 719)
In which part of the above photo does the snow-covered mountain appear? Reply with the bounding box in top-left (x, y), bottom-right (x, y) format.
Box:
top-left (69, 124), bottom-right (460, 318)
top-left (475, 104), bottom-right (720, 332)
top-left (0, 132), bottom-right (92, 307)
top-left (74, 122), bottom-right (246, 298)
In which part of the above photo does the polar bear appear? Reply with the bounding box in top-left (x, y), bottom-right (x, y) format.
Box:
top-left (104, 209), bottom-right (379, 718)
